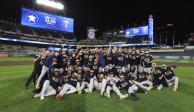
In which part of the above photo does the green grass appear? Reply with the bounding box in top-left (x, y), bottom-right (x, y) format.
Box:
top-left (0, 57), bottom-right (33, 62)
top-left (0, 64), bottom-right (194, 112)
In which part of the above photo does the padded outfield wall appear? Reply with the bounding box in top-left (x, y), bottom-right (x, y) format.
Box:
top-left (151, 50), bottom-right (194, 60)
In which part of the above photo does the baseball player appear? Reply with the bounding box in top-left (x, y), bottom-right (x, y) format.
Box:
top-left (56, 72), bottom-right (79, 100)
top-left (143, 51), bottom-right (153, 74)
top-left (24, 52), bottom-right (43, 90)
top-left (129, 50), bottom-right (138, 78)
top-left (152, 67), bottom-right (168, 90)
top-left (162, 65), bottom-right (179, 91)
top-left (105, 72), bottom-right (128, 99)
top-left (34, 69), bottom-right (61, 100)
top-left (79, 67), bottom-right (94, 94)
top-left (117, 70), bottom-right (140, 100)
top-left (133, 67), bottom-right (153, 92)
top-left (35, 50), bottom-right (56, 89)
top-left (86, 72), bottom-right (107, 95)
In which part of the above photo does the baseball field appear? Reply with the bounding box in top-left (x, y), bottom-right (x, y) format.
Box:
top-left (0, 57), bottom-right (194, 112)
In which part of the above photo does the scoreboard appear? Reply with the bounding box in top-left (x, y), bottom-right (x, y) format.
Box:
top-left (125, 26), bottom-right (148, 37)
top-left (21, 8), bottom-right (74, 33)
top-left (125, 15), bottom-right (154, 45)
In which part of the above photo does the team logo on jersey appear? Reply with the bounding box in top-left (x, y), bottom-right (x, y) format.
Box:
top-left (26, 12), bottom-right (39, 24)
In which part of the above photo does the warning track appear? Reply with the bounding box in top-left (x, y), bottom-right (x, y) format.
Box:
top-left (0, 61), bottom-right (33, 66)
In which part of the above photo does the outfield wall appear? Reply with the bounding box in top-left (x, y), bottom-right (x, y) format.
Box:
top-left (152, 51), bottom-right (194, 60)
top-left (1, 47), bottom-right (194, 60)
top-left (0, 54), bottom-right (8, 58)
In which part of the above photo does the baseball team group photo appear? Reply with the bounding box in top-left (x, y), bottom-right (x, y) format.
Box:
top-left (0, 0), bottom-right (194, 112)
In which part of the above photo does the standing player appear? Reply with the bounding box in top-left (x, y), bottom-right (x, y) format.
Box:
top-left (116, 49), bottom-right (125, 72)
top-left (129, 50), bottom-right (138, 78)
top-left (106, 51), bottom-right (115, 65)
top-left (143, 51), bottom-right (153, 78)
top-left (82, 49), bottom-right (90, 66)
top-left (24, 52), bottom-right (43, 90)
top-left (35, 50), bottom-right (56, 89)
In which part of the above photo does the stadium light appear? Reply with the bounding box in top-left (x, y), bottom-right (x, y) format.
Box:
top-left (36, 0), bottom-right (64, 10)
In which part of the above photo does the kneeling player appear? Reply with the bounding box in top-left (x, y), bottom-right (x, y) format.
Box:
top-left (152, 67), bottom-right (168, 90)
top-left (34, 69), bottom-right (61, 100)
top-left (163, 66), bottom-right (179, 91)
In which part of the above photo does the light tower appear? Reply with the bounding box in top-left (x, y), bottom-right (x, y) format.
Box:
top-left (148, 15), bottom-right (154, 45)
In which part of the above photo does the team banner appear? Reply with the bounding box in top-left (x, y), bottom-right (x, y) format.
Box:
top-left (21, 8), bottom-right (74, 33)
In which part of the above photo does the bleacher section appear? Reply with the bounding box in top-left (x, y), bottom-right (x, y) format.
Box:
top-left (0, 44), bottom-right (41, 56)
top-left (0, 20), bottom-right (76, 45)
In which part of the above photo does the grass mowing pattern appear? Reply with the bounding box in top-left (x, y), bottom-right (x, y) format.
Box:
top-left (0, 65), bottom-right (194, 112)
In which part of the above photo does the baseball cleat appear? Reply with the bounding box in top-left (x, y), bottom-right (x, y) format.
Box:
top-left (107, 95), bottom-right (111, 98)
top-left (40, 96), bottom-right (45, 100)
top-left (33, 94), bottom-right (40, 98)
top-left (157, 85), bottom-right (163, 91)
top-left (84, 89), bottom-right (90, 93)
top-left (147, 86), bottom-right (153, 91)
top-left (173, 88), bottom-right (177, 92)
top-left (120, 94), bottom-right (128, 100)
top-left (78, 90), bottom-right (82, 94)
top-left (124, 94), bottom-right (129, 98)
top-left (104, 93), bottom-right (111, 98)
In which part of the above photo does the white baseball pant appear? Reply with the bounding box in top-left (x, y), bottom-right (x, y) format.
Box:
top-left (58, 84), bottom-right (77, 96)
top-left (106, 85), bottom-right (123, 97)
top-left (128, 85), bottom-right (138, 94)
top-left (166, 76), bottom-right (179, 90)
top-left (36, 65), bottom-right (49, 89)
top-left (133, 80), bottom-right (153, 91)
top-left (34, 80), bottom-right (56, 99)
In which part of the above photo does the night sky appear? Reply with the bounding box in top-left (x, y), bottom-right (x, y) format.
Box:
top-left (0, 0), bottom-right (194, 43)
